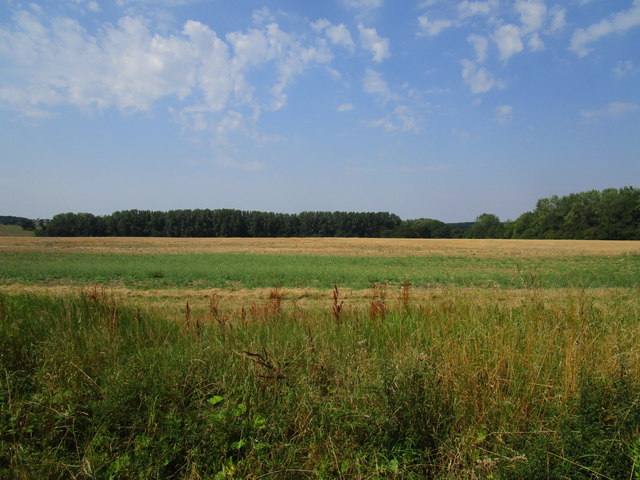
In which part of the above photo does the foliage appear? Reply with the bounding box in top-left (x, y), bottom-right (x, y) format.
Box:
top-left (465, 213), bottom-right (504, 239)
top-left (511, 186), bottom-right (640, 240)
top-left (386, 218), bottom-right (453, 238)
top-left (43, 209), bottom-right (402, 238)
top-left (0, 216), bottom-right (34, 227)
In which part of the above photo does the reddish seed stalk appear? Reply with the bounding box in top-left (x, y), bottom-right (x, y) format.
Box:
top-left (369, 281), bottom-right (387, 321)
top-left (332, 285), bottom-right (344, 325)
top-left (401, 281), bottom-right (411, 310)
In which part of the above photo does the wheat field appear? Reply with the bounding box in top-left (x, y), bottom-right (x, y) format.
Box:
top-left (2, 235), bottom-right (639, 257)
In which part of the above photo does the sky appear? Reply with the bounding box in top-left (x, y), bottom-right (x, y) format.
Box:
top-left (1, 0), bottom-right (639, 222)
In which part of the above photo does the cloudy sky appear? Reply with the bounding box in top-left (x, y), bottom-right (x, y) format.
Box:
top-left (1, 0), bottom-right (639, 222)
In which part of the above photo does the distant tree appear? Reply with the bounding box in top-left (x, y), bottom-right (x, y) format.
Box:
top-left (19, 219), bottom-right (36, 231)
top-left (466, 213), bottom-right (504, 239)
top-left (510, 187), bottom-right (639, 240)
top-left (510, 211), bottom-right (535, 238)
top-left (40, 188), bottom-right (638, 239)
top-left (46, 212), bottom-right (105, 236)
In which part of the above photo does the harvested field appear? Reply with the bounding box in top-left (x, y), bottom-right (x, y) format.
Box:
top-left (1, 236), bottom-right (639, 257)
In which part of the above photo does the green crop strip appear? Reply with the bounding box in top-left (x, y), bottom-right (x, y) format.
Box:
top-left (1, 251), bottom-right (638, 289)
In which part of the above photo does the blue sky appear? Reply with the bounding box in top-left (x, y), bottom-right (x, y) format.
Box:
top-left (1, 0), bottom-right (639, 222)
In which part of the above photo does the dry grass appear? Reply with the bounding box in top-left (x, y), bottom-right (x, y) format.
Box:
top-left (1, 236), bottom-right (639, 257)
top-left (1, 283), bottom-right (635, 317)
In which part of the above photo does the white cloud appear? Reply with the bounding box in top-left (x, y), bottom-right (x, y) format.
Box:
top-left (357, 23), bottom-right (390, 62)
top-left (493, 24), bottom-right (524, 61)
top-left (496, 104), bottom-right (514, 125)
top-left (312, 18), bottom-right (355, 48)
top-left (363, 68), bottom-right (395, 102)
top-left (0, 7), bottom-right (336, 158)
top-left (417, 15), bottom-right (455, 37)
top-left (369, 105), bottom-right (419, 133)
top-left (457, 0), bottom-right (499, 19)
top-left (528, 32), bottom-right (544, 51)
top-left (548, 6), bottom-right (566, 33)
top-left (468, 34), bottom-right (489, 62)
top-left (87, 1), bottom-right (101, 12)
top-left (580, 102), bottom-right (640, 121)
top-left (311, 19), bottom-right (331, 32)
top-left (341, 0), bottom-right (383, 21)
top-left (270, 41), bottom-right (333, 110)
top-left (338, 103), bottom-right (355, 111)
top-left (326, 24), bottom-right (355, 49)
top-left (613, 60), bottom-right (639, 78)
top-left (461, 59), bottom-right (503, 94)
top-left (516, 0), bottom-right (547, 33)
top-left (252, 7), bottom-right (275, 26)
top-left (570, 0), bottom-right (640, 57)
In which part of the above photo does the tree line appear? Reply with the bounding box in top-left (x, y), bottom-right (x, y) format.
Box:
top-left (42, 210), bottom-right (407, 238)
top-left (506, 186), bottom-right (640, 240)
top-left (466, 186), bottom-right (639, 240)
top-left (27, 186), bottom-right (640, 240)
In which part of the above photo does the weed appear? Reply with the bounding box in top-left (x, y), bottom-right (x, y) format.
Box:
top-left (369, 281), bottom-right (387, 321)
top-left (269, 287), bottom-right (282, 317)
top-left (209, 292), bottom-right (229, 327)
top-left (400, 281), bottom-right (411, 310)
top-left (332, 285), bottom-right (344, 325)
top-left (241, 350), bottom-right (287, 381)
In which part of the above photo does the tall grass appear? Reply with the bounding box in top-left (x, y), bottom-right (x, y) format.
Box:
top-left (1, 287), bottom-right (639, 479)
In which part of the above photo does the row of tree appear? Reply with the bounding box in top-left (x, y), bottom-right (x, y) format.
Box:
top-left (43, 210), bottom-right (407, 238)
top-left (31, 187), bottom-right (640, 240)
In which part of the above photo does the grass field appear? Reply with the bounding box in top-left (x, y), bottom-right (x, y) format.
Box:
top-left (1, 237), bottom-right (639, 479)
top-left (0, 225), bottom-right (34, 237)
top-left (0, 251), bottom-right (638, 292)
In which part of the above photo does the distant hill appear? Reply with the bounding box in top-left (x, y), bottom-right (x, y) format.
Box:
top-left (0, 215), bottom-right (33, 225)
top-left (0, 224), bottom-right (35, 237)
top-left (0, 216), bottom-right (39, 236)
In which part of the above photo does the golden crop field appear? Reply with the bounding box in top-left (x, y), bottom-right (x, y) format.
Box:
top-left (1, 235), bottom-right (640, 257)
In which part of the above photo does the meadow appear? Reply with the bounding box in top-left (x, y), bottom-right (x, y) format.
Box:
top-left (0, 225), bottom-right (34, 238)
top-left (1, 237), bottom-right (639, 479)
